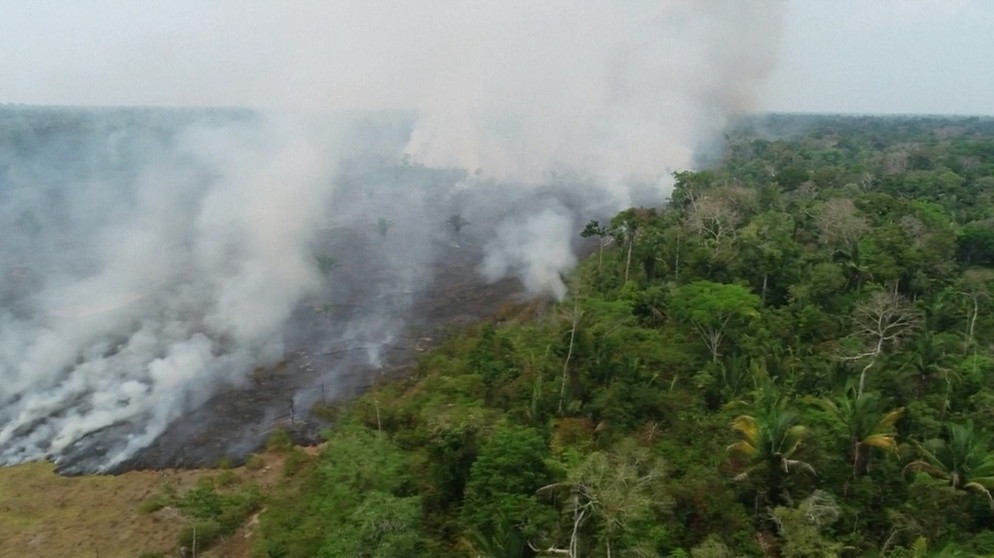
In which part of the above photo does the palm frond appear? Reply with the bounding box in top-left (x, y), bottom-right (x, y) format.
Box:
top-left (727, 441), bottom-right (758, 458)
top-left (731, 415), bottom-right (758, 444)
top-left (862, 434), bottom-right (899, 453)
top-left (904, 459), bottom-right (949, 481)
top-left (782, 458), bottom-right (816, 476)
top-left (875, 407), bottom-right (905, 431)
top-left (963, 482), bottom-right (994, 509)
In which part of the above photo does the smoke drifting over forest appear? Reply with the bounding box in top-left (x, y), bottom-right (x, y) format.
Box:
top-left (0, 1), bottom-right (786, 470)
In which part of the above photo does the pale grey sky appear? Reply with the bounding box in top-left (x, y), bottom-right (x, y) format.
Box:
top-left (1, 1), bottom-right (992, 115)
top-left (762, 0), bottom-right (994, 115)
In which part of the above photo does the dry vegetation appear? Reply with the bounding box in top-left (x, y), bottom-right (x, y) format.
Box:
top-left (0, 450), bottom-right (299, 558)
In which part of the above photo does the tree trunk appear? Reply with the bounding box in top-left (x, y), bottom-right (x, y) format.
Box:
top-left (857, 338), bottom-right (883, 398)
top-left (624, 236), bottom-right (633, 283)
top-left (674, 233), bottom-right (681, 283)
top-left (559, 298), bottom-right (580, 414)
top-left (969, 295), bottom-right (979, 346)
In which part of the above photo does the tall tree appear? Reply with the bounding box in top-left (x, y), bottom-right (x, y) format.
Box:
top-left (536, 440), bottom-right (669, 558)
top-left (728, 396), bottom-right (815, 508)
top-left (463, 425), bottom-right (556, 547)
top-left (845, 290), bottom-right (922, 397)
top-left (669, 281), bottom-right (760, 362)
top-left (813, 388), bottom-right (904, 477)
top-left (905, 421), bottom-right (994, 508)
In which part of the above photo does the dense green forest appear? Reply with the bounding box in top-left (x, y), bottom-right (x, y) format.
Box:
top-left (215, 115), bottom-right (994, 557)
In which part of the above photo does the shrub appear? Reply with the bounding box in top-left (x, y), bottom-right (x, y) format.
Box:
top-left (138, 494), bottom-right (169, 514)
top-left (266, 429), bottom-right (294, 452)
top-left (245, 453), bottom-right (265, 470)
top-left (178, 519), bottom-right (222, 552)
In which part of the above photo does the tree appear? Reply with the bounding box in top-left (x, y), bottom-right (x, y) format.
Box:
top-left (816, 198), bottom-right (870, 290)
top-left (669, 281), bottom-right (760, 362)
top-left (448, 213), bottom-right (470, 240)
top-left (815, 198), bottom-right (867, 256)
top-left (956, 268), bottom-right (994, 346)
top-left (846, 290), bottom-right (922, 397)
top-left (728, 393), bottom-right (815, 508)
top-left (769, 490), bottom-right (843, 558)
top-left (897, 331), bottom-right (959, 414)
top-left (318, 492), bottom-right (425, 558)
top-left (581, 219), bottom-right (612, 273)
top-left (905, 421), bottom-right (994, 508)
top-left (812, 388), bottom-right (904, 477)
top-left (463, 425), bottom-right (556, 545)
top-left (609, 210), bottom-right (641, 284)
top-left (736, 211), bottom-right (798, 306)
top-left (536, 439), bottom-right (670, 558)
top-left (955, 221), bottom-right (994, 267)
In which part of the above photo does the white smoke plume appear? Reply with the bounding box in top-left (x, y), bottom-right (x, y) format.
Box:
top-left (0, 1), bottom-right (786, 468)
top-left (0, 114), bottom-right (340, 469)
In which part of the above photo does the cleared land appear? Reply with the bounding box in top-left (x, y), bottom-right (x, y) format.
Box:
top-left (0, 450), bottom-right (300, 558)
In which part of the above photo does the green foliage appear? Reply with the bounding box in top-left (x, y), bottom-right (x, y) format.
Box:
top-left (178, 519), bottom-right (222, 553)
top-left (138, 493), bottom-right (169, 514)
top-left (282, 448), bottom-right (313, 478)
top-left (462, 424), bottom-right (556, 540)
top-left (164, 476), bottom-right (264, 554)
top-left (669, 281), bottom-right (759, 362)
top-left (265, 429), bottom-right (294, 453)
top-left (256, 424), bottom-right (424, 557)
top-left (245, 453), bottom-right (265, 470)
top-left (905, 421), bottom-right (994, 505)
top-left (770, 491), bottom-right (843, 557)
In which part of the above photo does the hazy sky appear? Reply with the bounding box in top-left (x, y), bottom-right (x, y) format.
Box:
top-left (763, 0), bottom-right (994, 115)
top-left (1, 1), bottom-right (992, 115)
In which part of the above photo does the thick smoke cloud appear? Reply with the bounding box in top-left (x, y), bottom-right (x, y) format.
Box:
top-left (0, 113), bottom-right (342, 469)
top-left (0, 1), bottom-right (786, 469)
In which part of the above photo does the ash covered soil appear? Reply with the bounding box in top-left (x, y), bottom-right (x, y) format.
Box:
top-left (95, 234), bottom-right (528, 474)
top-left (0, 108), bottom-right (601, 475)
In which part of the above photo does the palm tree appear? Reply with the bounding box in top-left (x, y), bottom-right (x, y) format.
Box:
top-left (904, 421), bottom-right (994, 507)
top-left (813, 388), bottom-right (904, 477)
top-left (728, 394), bottom-right (815, 507)
top-left (898, 331), bottom-right (960, 416)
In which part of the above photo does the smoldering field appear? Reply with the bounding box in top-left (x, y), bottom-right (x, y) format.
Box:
top-left (0, 1), bottom-right (786, 472)
top-left (0, 107), bottom-right (620, 472)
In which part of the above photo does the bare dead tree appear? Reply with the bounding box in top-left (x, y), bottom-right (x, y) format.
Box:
top-left (846, 290), bottom-right (923, 397)
top-left (535, 443), bottom-right (668, 558)
top-left (815, 198), bottom-right (868, 255)
top-left (958, 268), bottom-right (994, 347)
top-left (686, 194), bottom-right (741, 250)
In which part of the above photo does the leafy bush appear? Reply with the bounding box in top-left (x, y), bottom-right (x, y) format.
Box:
top-left (138, 494), bottom-right (169, 514)
top-left (265, 429), bottom-right (294, 452)
top-left (245, 453), bottom-right (265, 470)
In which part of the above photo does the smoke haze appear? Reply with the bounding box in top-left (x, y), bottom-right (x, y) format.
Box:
top-left (0, 1), bottom-right (786, 469)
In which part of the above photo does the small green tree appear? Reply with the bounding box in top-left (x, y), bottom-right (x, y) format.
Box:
top-left (669, 281), bottom-right (760, 362)
top-left (812, 388), bottom-right (904, 477)
top-left (905, 421), bottom-right (994, 507)
top-left (448, 213), bottom-right (470, 239)
top-left (728, 393), bottom-right (815, 508)
top-left (463, 425), bottom-right (556, 546)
